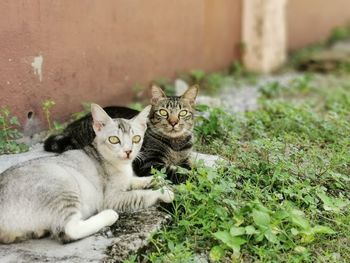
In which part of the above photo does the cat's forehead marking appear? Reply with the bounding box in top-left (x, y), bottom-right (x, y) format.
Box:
top-left (163, 96), bottom-right (183, 110)
top-left (113, 119), bottom-right (131, 133)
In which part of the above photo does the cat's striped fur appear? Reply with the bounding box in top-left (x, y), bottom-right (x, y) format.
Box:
top-left (44, 85), bottom-right (198, 184)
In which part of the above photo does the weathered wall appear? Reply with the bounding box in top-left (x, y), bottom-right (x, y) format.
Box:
top-left (287, 0), bottom-right (350, 50)
top-left (0, 0), bottom-right (241, 128)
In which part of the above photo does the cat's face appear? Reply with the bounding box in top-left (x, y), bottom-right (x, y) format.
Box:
top-left (149, 85), bottom-right (198, 138)
top-left (91, 104), bottom-right (150, 162)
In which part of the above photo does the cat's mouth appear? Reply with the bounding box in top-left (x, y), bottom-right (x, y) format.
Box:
top-left (165, 128), bottom-right (185, 138)
top-left (156, 124), bottom-right (186, 138)
top-left (167, 125), bottom-right (184, 132)
top-left (168, 128), bottom-right (182, 134)
top-left (120, 155), bottom-right (133, 161)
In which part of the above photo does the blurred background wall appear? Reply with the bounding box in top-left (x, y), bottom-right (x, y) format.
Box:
top-left (0, 0), bottom-right (349, 128)
top-left (287, 0), bottom-right (350, 50)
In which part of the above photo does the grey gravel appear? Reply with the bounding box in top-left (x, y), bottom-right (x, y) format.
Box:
top-left (195, 73), bottom-right (300, 113)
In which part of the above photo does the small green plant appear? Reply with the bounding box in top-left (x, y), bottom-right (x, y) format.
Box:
top-left (128, 102), bottom-right (144, 111)
top-left (204, 73), bottom-right (225, 94)
top-left (154, 78), bottom-right (176, 96)
top-left (229, 61), bottom-right (244, 77)
top-left (71, 102), bottom-right (92, 120)
top-left (260, 81), bottom-right (285, 98)
top-left (42, 99), bottom-right (66, 133)
top-left (178, 69), bottom-right (227, 95)
top-left (189, 70), bottom-right (206, 83)
top-left (52, 120), bottom-right (64, 131)
top-left (327, 25), bottom-right (350, 45)
top-left (259, 75), bottom-right (313, 99)
top-left (0, 107), bottom-right (28, 154)
top-left (228, 61), bottom-right (259, 85)
top-left (42, 99), bottom-right (56, 131)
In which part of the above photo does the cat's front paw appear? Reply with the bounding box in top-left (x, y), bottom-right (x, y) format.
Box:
top-left (141, 176), bottom-right (154, 189)
top-left (158, 187), bottom-right (175, 203)
top-left (131, 176), bottom-right (154, 189)
top-left (100, 209), bottom-right (119, 226)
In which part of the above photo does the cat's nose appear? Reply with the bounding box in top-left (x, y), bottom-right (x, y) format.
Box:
top-left (125, 150), bottom-right (132, 158)
top-left (168, 119), bottom-right (178, 127)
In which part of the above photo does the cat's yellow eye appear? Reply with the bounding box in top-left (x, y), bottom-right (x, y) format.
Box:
top-left (108, 136), bottom-right (120, 144)
top-left (158, 109), bottom-right (168, 116)
top-left (132, 135), bottom-right (141, 144)
top-left (179, 110), bottom-right (188, 117)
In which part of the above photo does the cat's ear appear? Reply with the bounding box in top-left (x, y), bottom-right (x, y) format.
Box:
top-left (150, 84), bottom-right (166, 105)
top-left (181, 85), bottom-right (199, 105)
top-left (91, 104), bottom-right (113, 133)
top-left (132, 105), bottom-right (151, 130)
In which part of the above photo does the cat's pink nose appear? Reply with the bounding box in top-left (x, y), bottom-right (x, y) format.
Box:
top-left (168, 120), bottom-right (178, 127)
top-left (168, 116), bottom-right (179, 127)
top-left (125, 150), bottom-right (132, 158)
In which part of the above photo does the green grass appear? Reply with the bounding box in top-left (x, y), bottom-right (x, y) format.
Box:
top-left (130, 74), bottom-right (350, 262)
top-left (0, 107), bottom-right (28, 154)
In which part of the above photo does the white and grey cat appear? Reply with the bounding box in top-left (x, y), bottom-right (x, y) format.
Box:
top-left (0, 104), bottom-right (174, 244)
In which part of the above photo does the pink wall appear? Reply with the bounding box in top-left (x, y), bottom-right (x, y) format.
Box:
top-left (287, 0), bottom-right (350, 50)
top-left (0, 0), bottom-right (242, 128)
top-left (3, 0), bottom-right (349, 132)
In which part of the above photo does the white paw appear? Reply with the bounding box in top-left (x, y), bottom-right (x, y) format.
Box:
top-left (144, 176), bottom-right (155, 188)
top-left (158, 187), bottom-right (175, 203)
top-left (100, 209), bottom-right (119, 226)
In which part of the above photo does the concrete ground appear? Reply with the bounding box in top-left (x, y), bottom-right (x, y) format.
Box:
top-left (0, 207), bottom-right (171, 263)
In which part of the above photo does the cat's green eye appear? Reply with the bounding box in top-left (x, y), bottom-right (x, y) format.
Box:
top-left (132, 135), bottom-right (141, 144)
top-left (108, 136), bottom-right (120, 144)
top-left (178, 110), bottom-right (188, 117)
top-left (158, 109), bottom-right (168, 116)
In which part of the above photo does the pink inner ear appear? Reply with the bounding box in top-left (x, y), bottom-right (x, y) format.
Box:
top-left (94, 122), bottom-right (103, 132)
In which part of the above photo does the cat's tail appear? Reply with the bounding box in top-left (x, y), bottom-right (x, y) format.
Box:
top-left (43, 134), bottom-right (76, 153)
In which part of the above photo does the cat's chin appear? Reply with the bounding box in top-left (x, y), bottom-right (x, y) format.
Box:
top-left (118, 157), bottom-right (134, 162)
top-left (162, 129), bottom-right (187, 139)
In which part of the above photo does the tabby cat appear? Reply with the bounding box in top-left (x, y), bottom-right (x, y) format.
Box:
top-left (0, 104), bottom-right (174, 243)
top-left (44, 85), bottom-right (198, 184)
